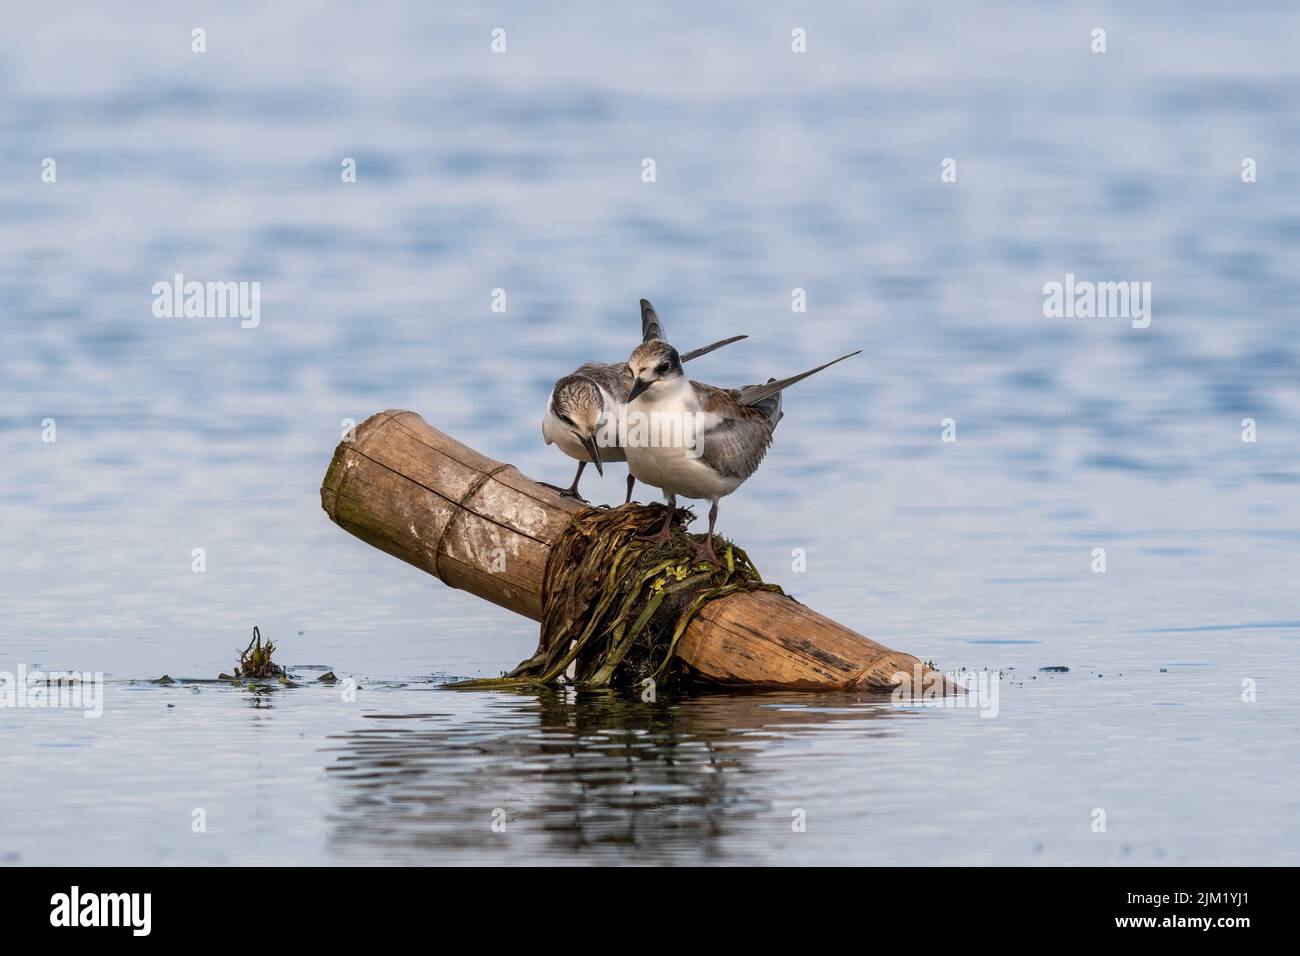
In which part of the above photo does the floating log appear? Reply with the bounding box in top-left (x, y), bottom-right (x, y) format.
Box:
top-left (320, 410), bottom-right (946, 692)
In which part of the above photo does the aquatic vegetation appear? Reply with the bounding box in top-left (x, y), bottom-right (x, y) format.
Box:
top-left (454, 503), bottom-right (780, 691)
top-left (233, 626), bottom-right (284, 680)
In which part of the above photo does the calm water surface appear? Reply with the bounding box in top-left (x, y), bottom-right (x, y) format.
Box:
top-left (2, 1), bottom-right (1299, 864)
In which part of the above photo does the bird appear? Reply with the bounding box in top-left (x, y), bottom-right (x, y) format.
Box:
top-left (541, 299), bottom-right (746, 503)
top-left (621, 339), bottom-right (862, 565)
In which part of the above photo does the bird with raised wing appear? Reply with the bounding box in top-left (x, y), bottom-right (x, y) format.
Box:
top-left (541, 299), bottom-right (745, 502)
top-left (622, 341), bottom-right (862, 565)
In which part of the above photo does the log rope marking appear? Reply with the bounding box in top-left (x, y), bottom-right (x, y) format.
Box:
top-left (432, 463), bottom-right (515, 582)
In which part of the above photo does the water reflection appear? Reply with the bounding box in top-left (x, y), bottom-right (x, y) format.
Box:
top-left (326, 688), bottom-right (904, 864)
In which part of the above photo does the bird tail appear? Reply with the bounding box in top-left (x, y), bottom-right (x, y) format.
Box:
top-left (640, 298), bottom-right (667, 342)
top-left (680, 334), bottom-right (747, 363)
top-left (736, 350), bottom-right (862, 408)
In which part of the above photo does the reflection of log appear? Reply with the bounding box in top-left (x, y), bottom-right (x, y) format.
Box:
top-left (321, 410), bottom-right (946, 691)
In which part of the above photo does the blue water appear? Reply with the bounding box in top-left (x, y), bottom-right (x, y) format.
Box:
top-left (2, 1), bottom-right (1298, 865)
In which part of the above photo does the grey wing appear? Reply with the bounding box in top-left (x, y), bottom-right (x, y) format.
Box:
top-left (680, 334), bottom-right (747, 363)
top-left (641, 296), bottom-right (749, 361)
top-left (700, 408), bottom-right (776, 482)
top-left (735, 350), bottom-right (862, 408)
top-left (640, 298), bottom-right (666, 343)
top-left (574, 361), bottom-right (633, 401)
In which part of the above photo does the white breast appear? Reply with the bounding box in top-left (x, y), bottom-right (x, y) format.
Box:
top-left (625, 443), bottom-right (740, 500)
top-left (621, 378), bottom-right (742, 500)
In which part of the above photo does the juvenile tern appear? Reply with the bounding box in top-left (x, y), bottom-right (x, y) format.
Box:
top-left (622, 340), bottom-right (862, 565)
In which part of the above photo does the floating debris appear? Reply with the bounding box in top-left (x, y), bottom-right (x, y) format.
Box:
top-left (1039, 666), bottom-right (1069, 673)
top-left (154, 675), bottom-right (176, 685)
top-left (233, 626), bottom-right (285, 680)
top-left (317, 671), bottom-right (337, 682)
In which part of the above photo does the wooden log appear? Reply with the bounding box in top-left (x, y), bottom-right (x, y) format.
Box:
top-left (320, 410), bottom-right (946, 692)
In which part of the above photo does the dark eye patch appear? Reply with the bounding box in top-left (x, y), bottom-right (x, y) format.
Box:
top-left (656, 362), bottom-right (669, 374)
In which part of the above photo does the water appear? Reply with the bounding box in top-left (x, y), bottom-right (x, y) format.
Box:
top-left (2, 1), bottom-right (1299, 865)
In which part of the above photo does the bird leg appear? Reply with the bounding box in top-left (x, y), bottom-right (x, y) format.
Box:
top-left (560, 460), bottom-right (588, 499)
top-left (692, 498), bottom-right (721, 566)
top-left (540, 461), bottom-right (587, 501)
top-left (624, 474), bottom-right (636, 505)
top-left (635, 495), bottom-right (676, 544)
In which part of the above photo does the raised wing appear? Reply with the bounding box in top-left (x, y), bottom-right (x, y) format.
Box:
top-left (735, 350), bottom-right (862, 408)
top-left (680, 334), bottom-right (747, 363)
top-left (640, 298), bottom-right (666, 343)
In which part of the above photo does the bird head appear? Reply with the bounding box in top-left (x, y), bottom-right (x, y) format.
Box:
top-left (550, 375), bottom-right (607, 475)
top-left (626, 340), bottom-right (684, 402)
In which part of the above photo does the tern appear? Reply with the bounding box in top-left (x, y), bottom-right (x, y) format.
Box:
top-left (541, 299), bottom-right (745, 502)
top-left (622, 340), bottom-right (862, 565)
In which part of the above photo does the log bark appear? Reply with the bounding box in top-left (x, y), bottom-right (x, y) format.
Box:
top-left (321, 410), bottom-right (944, 691)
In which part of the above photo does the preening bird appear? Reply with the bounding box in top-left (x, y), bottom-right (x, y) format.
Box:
top-left (541, 299), bottom-right (745, 502)
top-left (622, 340), bottom-right (862, 565)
